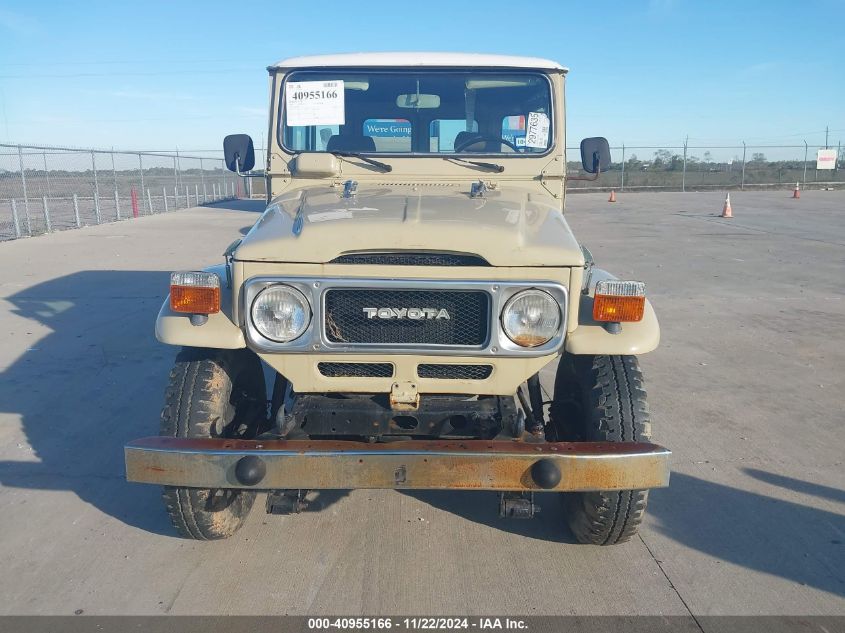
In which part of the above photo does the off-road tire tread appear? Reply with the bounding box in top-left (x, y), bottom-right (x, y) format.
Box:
top-left (553, 354), bottom-right (651, 545)
top-left (159, 348), bottom-right (266, 540)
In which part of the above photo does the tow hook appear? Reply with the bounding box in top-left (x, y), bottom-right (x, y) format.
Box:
top-left (499, 492), bottom-right (540, 519)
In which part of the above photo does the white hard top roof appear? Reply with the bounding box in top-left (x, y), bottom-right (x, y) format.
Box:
top-left (271, 52), bottom-right (567, 72)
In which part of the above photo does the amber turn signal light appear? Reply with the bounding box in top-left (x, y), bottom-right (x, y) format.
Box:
top-left (170, 272), bottom-right (220, 314)
top-left (593, 280), bottom-right (646, 323)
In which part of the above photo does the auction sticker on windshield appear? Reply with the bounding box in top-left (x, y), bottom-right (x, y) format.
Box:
top-left (525, 112), bottom-right (550, 149)
top-left (286, 80), bottom-right (345, 126)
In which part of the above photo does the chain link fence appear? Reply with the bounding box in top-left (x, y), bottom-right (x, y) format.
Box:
top-left (3, 140), bottom-right (842, 240)
top-left (565, 143), bottom-right (844, 191)
top-left (0, 144), bottom-right (243, 241)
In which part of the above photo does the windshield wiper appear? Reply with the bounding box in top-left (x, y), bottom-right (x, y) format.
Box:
top-left (331, 151), bottom-right (392, 172)
top-left (446, 157), bottom-right (504, 173)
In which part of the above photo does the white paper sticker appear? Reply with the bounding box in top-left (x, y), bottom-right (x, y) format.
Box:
top-left (285, 80), bottom-right (345, 126)
top-left (525, 112), bottom-right (550, 149)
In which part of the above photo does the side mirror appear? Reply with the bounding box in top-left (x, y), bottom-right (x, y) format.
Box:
top-left (223, 134), bottom-right (255, 173)
top-left (580, 137), bottom-right (611, 174)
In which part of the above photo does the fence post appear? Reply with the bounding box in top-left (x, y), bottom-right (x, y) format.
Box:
top-left (138, 153), bottom-right (146, 214)
top-left (147, 189), bottom-right (154, 214)
top-left (111, 149), bottom-right (119, 219)
top-left (94, 191), bottom-right (101, 224)
top-left (682, 137), bottom-right (688, 192)
top-left (42, 196), bottom-right (52, 232)
top-left (175, 149), bottom-right (181, 191)
top-left (72, 194), bottom-right (81, 228)
top-left (18, 145), bottom-right (30, 223)
top-left (11, 199), bottom-right (21, 238)
top-left (185, 186), bottom-right (189, 208)
top-left (741, 142), bottom-right (746, 190)
top-left (803, 141), bottom-right (808, 185)
top-left (43, 151), bottom-right (52, 198)
top-left (199, 158), bottom-right (205, 202)
top-left (620, 144), bottom-right (625, 192)
top-left (213, 183), bottom-right (217, 200)
top-left (195, 184), bottom-right (199, 206)
top-left (91, 151), bottom-right (100, 214)
top-left (174, 186), bottom-right (178, 210)
top-left (163, 187), bottom-right (169, 213)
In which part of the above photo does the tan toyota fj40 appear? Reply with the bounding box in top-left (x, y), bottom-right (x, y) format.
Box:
top-left (125, 53), bottom-right (669, 544)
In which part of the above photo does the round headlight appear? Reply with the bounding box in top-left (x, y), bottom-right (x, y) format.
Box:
top-left (501, 289), bottom-right (561, 347)
top-left (251, 285), bottom-right (311, 342)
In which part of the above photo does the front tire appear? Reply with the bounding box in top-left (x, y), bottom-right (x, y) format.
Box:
top-left (550, 354), bottom-right (652, 545)
top-left (159, 348), bottom-right (267, 540)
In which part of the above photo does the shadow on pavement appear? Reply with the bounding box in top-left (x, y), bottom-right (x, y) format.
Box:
top-left (743, 468), bottom-right (845, 505)
top-left (649, 472), bottom-right (844, 597)
top-left (206, 199), bottom-right (266, 214)
top-left (0, 269), bottom-right (353, 538)
top-left (402, 490), bottom-right (578, 544)
top-left (0, 271), bottom-right (178, 536)
top-left (407, 473), bottom-right (844, 596)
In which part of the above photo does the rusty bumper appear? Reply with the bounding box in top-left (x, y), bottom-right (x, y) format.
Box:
top-left (125, 437), bottom-right (670, 492)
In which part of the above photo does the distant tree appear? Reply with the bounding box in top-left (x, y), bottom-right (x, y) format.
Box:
top-left (704, 151), bottom-right (712, 163)
top-left (654, 149), bottom-right (673, 163)
top-left (751, 152), bottom-right (767, 163)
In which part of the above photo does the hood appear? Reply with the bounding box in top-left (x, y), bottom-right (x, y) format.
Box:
top-left (234, 184), bottom-right (584, 267)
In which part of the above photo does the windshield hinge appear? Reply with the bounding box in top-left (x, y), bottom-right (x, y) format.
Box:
top-left (469, 180), bottom-right (496, 198)
top-left (341, 179), bottom-right (358, 198)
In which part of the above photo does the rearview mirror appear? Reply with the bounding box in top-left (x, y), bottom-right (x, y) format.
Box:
top-left (396, 93), bottom-right (441, 109)
top-left (223, 134), bottom-right (255, 173)
top-left (580, 137), bottom-right (611, 174)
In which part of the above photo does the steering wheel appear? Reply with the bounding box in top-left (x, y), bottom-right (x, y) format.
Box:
top-left (453, 134), bottom-right (522, 153)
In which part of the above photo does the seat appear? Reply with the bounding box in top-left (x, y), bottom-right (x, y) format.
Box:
top-left (326, 135), bottom-right (376, 152)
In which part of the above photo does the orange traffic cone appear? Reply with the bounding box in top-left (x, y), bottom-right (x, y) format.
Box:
top-left (721, 193), bottom-right (733, 218)
top-left (792, 182), bottom-right (800, 199)
top-left (608, 190), bottom-right (617, 202)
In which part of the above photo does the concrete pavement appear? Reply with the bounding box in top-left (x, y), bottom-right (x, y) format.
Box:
top-left (0, 192), bottom-right (842, 616)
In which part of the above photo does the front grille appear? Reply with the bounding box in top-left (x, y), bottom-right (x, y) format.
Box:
top-left (324, 289), bottom-right (490, 346)
top-left (417, 364), bottom-right (493, 380)
top-left (330, 252), bottom-right (489, 266)
top-left (318, 362), bottom-right (394, 378)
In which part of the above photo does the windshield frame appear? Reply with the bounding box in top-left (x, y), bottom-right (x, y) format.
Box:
top-left (275, 67), bottom-right (557, 159)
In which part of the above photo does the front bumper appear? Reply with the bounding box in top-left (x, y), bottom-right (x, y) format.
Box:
top-left (125, 437), bottom-right (670, 492)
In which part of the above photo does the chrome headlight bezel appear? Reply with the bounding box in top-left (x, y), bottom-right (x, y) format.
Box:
top-left (250, 283), bottom-right (312, 343)
top-left (242, 277), bottom-right (567, 357)
top-left (500, 288), bottom-right (562, 348)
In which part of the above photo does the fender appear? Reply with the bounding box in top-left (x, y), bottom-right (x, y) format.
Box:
top-left (565, 267), bottom-right (660, 356)
top-left (154, 264), bottom-right (246, 349)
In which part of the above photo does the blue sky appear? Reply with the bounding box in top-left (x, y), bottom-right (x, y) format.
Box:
top-left (0, 0), bottom-right (842, 157)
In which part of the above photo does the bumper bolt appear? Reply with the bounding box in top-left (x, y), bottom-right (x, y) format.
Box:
top-left (531, 458), bottom-right (561, 489)
top-left (234, 455), bottom-right (266, 486)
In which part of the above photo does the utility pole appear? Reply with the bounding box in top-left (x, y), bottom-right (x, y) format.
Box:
top-left (825, 125), bottom-right (829, 149)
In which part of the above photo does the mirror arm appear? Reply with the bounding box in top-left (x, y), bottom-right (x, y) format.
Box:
top-left (234, 153), bottom-right (265, 179)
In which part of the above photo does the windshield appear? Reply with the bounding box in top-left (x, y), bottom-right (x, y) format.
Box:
top-left (280, 70), bottom-right (553, 156)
